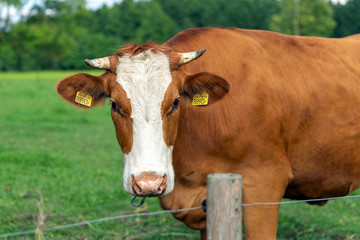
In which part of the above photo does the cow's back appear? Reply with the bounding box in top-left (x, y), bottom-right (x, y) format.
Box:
top-left (164, 27), bottom-right (360, 201)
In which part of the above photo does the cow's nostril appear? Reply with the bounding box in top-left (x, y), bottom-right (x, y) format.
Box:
top-left (158, 174), bottom-right (167, 191)
top-left (131, 174), bottom-right (142, 194)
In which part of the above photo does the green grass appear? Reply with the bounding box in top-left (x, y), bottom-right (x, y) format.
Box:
top-left (0, 71), bottom-right (359, 239)
top-left (0, 71), bottom-right (198, 240)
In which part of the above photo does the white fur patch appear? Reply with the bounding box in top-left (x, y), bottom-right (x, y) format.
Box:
top-left (116, 50), bottom-right (175, 195)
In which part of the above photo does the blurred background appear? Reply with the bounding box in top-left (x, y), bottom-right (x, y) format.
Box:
top-left (0, 0), bottom-right (360, 239)
top-left (1, 0), bottom-right (360, 71)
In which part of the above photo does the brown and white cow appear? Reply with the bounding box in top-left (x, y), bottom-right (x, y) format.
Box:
top-left (57, 27), bottom-right (360, 239)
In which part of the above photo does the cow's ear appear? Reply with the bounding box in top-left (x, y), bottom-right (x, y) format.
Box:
top-left (182, 72), bottom-right (230, 105)
top-left (56, 73), bottom-right (109, 109)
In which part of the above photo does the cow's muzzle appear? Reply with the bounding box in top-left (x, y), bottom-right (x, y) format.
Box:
top-left (131, 173), bottom-right (167, 197)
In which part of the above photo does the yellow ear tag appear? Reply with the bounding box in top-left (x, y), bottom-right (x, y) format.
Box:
top-left (75, 91), bottom-right (92, 107)
top-left (192, 92), bottom-right (209, 106)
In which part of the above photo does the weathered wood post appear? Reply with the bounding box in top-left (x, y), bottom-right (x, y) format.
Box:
top-left (207, 174), bottom-right (242, 240)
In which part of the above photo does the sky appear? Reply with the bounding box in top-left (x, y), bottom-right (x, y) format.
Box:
top-left (86, 0), bottom-right (122, 9)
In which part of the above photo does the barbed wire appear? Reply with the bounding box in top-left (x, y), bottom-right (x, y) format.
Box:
top-left (1, 195), bottom-right (359, 238)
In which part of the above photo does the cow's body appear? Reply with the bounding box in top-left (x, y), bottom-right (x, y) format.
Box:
top-left (57, 27), bottom-right (360, 239)
top-left (160, 27), bottom-right (360, 237)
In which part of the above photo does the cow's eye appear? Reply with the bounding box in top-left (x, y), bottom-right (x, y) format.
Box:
top-left (110, 99), bottom-right (121, 115)
top-left (171, 97), bottom-right (180, 112)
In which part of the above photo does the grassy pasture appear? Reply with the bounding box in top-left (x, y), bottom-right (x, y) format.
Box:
top-left (0, 71), bottom-right (359, 239)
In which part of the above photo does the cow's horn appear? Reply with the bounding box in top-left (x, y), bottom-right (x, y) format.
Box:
top-left (178, 48), bottom-right (206, 65)
top-left (84, 57), bottom-right (110, 69)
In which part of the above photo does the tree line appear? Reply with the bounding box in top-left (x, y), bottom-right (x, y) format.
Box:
top-left (0, 0), bottom-right (359, 71)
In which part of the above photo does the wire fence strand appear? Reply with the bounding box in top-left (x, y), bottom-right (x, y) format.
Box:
top-left (0, 206), bottom-right (202, 238)
top-left (1, 195), bottom-right (360, 238)
top-left (242, 194), bottom-right (360, 206)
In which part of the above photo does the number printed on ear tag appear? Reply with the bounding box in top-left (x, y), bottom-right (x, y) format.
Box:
top-left (75, 91), bottom-right (92, 107)
top-left (192, 92), bottom-right (209, 106)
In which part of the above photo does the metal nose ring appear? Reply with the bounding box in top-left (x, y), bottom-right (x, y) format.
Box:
top-left (131, 196), bottom-right (146, 207)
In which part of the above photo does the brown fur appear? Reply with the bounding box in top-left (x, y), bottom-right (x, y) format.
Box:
top-left (116, 42), bottom-right (190, 71)
top-left (161, 82), bottom-right (181, 147)
top-left (56, 72), bottom-right (110, 108)
top-left (116, 42), bottom-right (172, 57)
top-left (182, 72), bottom-right (230, 103)
top-left (56, 27), bottom-right (360, 240)
top-left (160, 27), bottom-right (360, 239)
top-left (109, 82), bottom-right (133, 154)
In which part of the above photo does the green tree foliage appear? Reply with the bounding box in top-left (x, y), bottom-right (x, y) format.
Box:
top-left (86, 0), bottom-right (141, 42)
top-left (332, 0), bottom-right (360, 37)
top-left (1, 0), bottom-right (360, 71)
top-left (62, 32), bottom-right (120, 69)
top-left (156, 0), bottom-right (279, 30)
top-left (270, 0), bottom-right (336, 37)
top-left (3, 21), bottom-right (77, 70)
top-left (0, 0), bottom-right (25, 72)
top-left (0, 0), bottom-right (24, 35)
top-left (86, 0), bottom-right (177, 44)
top-left (210, 0), bottom-right (279, 30)
top-left (0, 0), bottom-right (88, 70)
top-left (134, 1), bottom-right (178, 43)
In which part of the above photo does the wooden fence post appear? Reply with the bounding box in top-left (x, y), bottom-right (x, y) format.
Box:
top-left (207, 173), bottom-right (242, 240)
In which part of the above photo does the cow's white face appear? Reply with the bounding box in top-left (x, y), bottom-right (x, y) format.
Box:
top-left (115, 50), bottom-right (175, 196)
top-left (56, 44), bottom-right (231, 198)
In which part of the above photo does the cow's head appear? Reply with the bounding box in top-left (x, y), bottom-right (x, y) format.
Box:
top-left (57, 43), bottom-right (229, 197)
